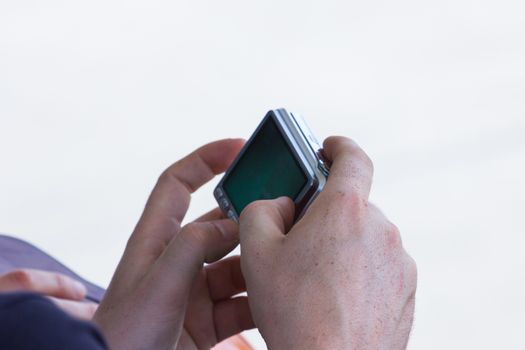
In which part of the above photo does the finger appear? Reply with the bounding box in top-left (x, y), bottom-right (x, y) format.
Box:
top-left (151, 219), bottom-right (240, 298)
top-left (213, 296), bottom-right (255, 343)
top-left (239, 197), bottom-right (294, 255)
top-left (132, 138), bottom-right (245, 246)
top-left (320, 136), bottom-right (374, 201)
top-left (0, 269), bottom-right (87, 300)
top-left (49, 297), bottom-right (98, 320)
top-left (194, 207), bottom-right (224, 223)
top-left (205, 256), bottom-right (245, 301)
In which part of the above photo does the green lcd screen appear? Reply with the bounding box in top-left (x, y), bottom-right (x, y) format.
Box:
top-left (223, 117), bottom-right (308, 214)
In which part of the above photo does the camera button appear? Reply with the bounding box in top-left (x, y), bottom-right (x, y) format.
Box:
top-left (227, 210), bottom-right (236, 221)
top-left (220, 198), bottom-right (230, 209)
top-left (214, 188), bottom-right (224, 198)
top-left (318, 163), bottom-right (330, 177)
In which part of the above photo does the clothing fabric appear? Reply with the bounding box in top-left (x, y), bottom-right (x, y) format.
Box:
top-left (0, 234), bottom-right (105, 302)
top-left (0, 234), bottom-right (108, 349)
top-left (0, 292), bottom-right (107, 350)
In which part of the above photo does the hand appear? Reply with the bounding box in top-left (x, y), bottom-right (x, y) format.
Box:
top-left (239, 136), bottom-right (417, 350)
top-left (93, 139), bottom-right (254, 350)
top-left (0, 269), bottom-right (97, 319)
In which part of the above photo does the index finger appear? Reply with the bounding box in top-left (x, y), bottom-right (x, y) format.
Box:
top-left (132, 138), bottom-right (245, 245)
top-left (320, 136), bottom-right (374, 201)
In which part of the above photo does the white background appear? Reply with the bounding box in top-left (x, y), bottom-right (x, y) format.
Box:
top-left (1, 1), bottom-right (524, 349)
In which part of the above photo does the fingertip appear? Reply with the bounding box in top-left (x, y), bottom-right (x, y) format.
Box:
top-left (88, 302), bottom-right (99, 316)
top-left (275, 195), bottom-right (294, 206)
top-left (239, 199), bottom-right (273, 226)
top-left (54, 273), bottom-right (87, 300)
top-left (202, 138), bottom-right (246, 174)
top-left (321, 136), bottom-right (374, 198)
top-left (322, 135), bottom-right (344, 148)
top-left (49, 298), bottom-right (99, 320)
top-left (221, 138), bottom-right (245, 155)
top-left (229, 137), bottom-right (246, 145)
top-left (322, 136), bottom-right (356, 161)
top-left (322, 135), bottom-right (343, 151)
top-left (240, 197), bottom-right (295, 237)
top-left (225, 138), bottom-right (245, 159)
top-left (70, 280), bottom-right (87, 300)
top-left (239, 200), bottom-right (263, 223)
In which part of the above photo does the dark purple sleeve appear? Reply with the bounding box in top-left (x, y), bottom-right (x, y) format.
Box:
top-left (0, 292), bottom-right (108, 350)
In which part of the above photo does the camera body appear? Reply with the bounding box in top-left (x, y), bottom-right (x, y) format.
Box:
top-left (214, 108), bottom-right (330, 222)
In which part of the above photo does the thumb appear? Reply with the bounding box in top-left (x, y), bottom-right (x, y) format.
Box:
top-left (239, 197), bottom-right (295, 254)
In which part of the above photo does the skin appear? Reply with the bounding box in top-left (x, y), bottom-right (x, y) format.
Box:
top-left (92, 136), bottom-right (416, 349)
top-left (0, 269), bottom-right (98, 319)
top-left (93, 139), bottom-right (255, 350)
top-left (239, 136), bottom-right (417, 350)
top-left (0, 136), bottom-right (415, 349)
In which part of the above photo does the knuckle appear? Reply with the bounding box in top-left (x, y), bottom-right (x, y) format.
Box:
top-left (359, 150), bottom-right (374, 175)
top-left (367, 202), bottom-right (384, 218)
top-left (333, 187), bottom-right (365, 212)
top-left (157, 164), bottom-right (181, 187)
top-left (240, 200), bottom-right (275, 223)
top-left (8, 269), bottom-right (33, 289)
top-left (157, 162), bottom-right (193, 192)
top-left (53, 274), bottom-right (70, 292)
top-left (178, 222), bottom-right (211, 263)
top-left (351, 149), bottom-right (374, 180)
top-left (182, 221), bottom-right (202, 235)
top-left (325, 188), bottom-right (368, 233)
top-left (242, 200), bottom-right (266, 216)
top-left (404, 254), bottom-right (418, 291)
top-left (348, 143), bottom-right (374, 178)
top-left (180, 222), bottom-right (207, 248)
top-left (157, 167), bottom-right (173, 186)
top-left (384, 221), bottom-right (402, 248)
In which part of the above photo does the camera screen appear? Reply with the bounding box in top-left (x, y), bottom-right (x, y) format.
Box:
top-left (223, 117), bottom-right (308, 214)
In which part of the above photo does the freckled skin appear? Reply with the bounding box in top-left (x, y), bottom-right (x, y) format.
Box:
top-left (93, 139), bottom-right (258, 350)
top-left (240, 136), bottom-right (417, 350)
